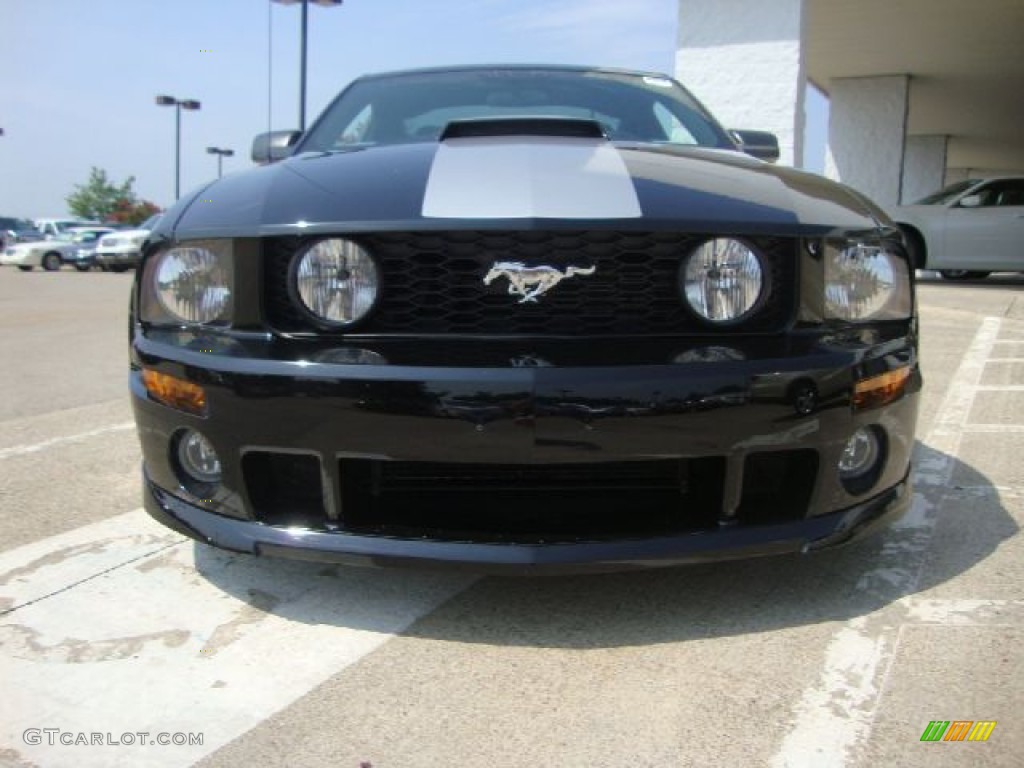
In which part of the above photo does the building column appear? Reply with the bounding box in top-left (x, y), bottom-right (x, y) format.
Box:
top-left (824, 76), bottom-right (909, 209)
top-left (901, 135), bottom-right (948, 203)
top-left (675, 0), bottom-right (807, 168)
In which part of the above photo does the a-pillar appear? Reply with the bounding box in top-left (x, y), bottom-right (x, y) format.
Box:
top-left (824, 76), bottom-right (909, 209)
top-left (675, 0), bottom-right (807, 168)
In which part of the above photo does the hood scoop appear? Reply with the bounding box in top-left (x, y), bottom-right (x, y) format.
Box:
top-left (440, 117), bottom-right (607, 141)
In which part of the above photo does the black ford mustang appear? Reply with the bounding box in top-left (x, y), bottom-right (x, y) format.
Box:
top-left (131, 65), bottom-right (921, 571)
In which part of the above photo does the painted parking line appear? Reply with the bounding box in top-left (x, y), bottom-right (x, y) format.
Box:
top-left (0, 509), bottom-right (475, 768)
top-left (962, 424), bottom-right (1024, 434)
top-left (0, 422), bottom-right (135, 460)
top-left (0, 509), bottom-right (184, 614)
top-left (770, 316), bottom-right (1003, 768)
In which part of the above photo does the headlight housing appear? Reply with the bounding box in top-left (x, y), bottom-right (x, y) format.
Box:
top-left (824, 240), bottom-right (911, 321)
top-left (141, 240), bottom-right (233, 325)
top-left (680, 237), bottom-right (766, 324)
top-left (289, 238), bottom-right (380, 328)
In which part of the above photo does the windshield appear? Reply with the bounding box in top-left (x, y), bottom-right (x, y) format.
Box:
top-left (301, 68), bottom-right (733, 152)
top-left (914, 180), bottom-right (979, 205)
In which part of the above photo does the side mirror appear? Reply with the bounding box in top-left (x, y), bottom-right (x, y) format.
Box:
top-left (958, 194), bottom-right (982, 208)
top-left (251, 130), bottom-right (301, 164)
top-left (729, 129), bottom-right (780, 163)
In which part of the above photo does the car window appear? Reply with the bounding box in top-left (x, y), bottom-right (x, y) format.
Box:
top-left (913, 180), bottom-right (977, 205)
top-left (337, 105), bottom-right (374, 144)
top-left (652, 101), bottom-right (698, 144)
top-left (304, 68), bottom-right (731, 151)
top-left (959, 181), bottom-right (1024, 208)
top-left (990, 180), bottom-right (1024, 207)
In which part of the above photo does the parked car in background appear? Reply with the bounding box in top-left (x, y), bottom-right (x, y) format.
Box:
top-left (134, 64), bottom-right (921, 570)
top-left (0, 216), bottom-right (44, 250)
top-left (2, 226), bottom-right (114, 271)
top-left (95, 214), bottom-right (161, 272)
top-left (34, 217), bottom-right (101, 240)
top-left (888, 176), bottom-right (1024, 279)
top-left (63, 228), bottom-right (114, 271)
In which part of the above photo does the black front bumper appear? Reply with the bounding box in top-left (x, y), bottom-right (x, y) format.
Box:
top-left (145, 470), bottom-right (911, 572)
top-left (132, 326), bottom-right (921, 571)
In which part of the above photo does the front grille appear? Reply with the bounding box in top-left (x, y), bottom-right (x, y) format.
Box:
top-left (238, 449), bottom-right (823, 543)
top-left (243, 451), bottom-right (326, 525)
top-left (263, 232), bottom-right (797, 336)
top-left (337, 457), bottom-right (726, 543)
top-left (736, 450), bottom-right (818, 524)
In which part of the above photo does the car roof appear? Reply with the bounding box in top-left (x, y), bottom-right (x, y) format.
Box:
top-left (971, 175), bottom-right (1024, 183)
top-left (352, 63), bottom-right (673, 83)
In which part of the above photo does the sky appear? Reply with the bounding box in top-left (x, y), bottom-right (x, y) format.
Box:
top-left (0, 0), bottom-right (827, 218)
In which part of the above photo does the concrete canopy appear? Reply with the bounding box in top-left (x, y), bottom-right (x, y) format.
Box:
top-left (805, 0), bottom-right (1024, 176)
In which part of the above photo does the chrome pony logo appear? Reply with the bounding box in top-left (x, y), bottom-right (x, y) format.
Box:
top-left (483, 261), bottom-right (596, 303)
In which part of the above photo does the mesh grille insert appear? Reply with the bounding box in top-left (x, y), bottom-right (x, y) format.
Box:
top-left (264, 231), bottom-right (797, 336)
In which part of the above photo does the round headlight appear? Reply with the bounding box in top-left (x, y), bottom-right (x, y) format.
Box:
top-left (155, 244), bottom-right (231, 324)
top-left (292, 238), bottom-right (379, 327)
top-left (825, 245), bottom-right (897, 320)
top-left (681, 238), bottom-right (765, 323)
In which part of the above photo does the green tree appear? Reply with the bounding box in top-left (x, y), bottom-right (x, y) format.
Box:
top-left (66, 167), bottom-right (138, 221)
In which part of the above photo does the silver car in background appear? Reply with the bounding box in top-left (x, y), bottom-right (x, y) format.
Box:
top-left (94, 214), bottom-right (161, 272)
top-left (888, 176), bottom-right (1024, 280)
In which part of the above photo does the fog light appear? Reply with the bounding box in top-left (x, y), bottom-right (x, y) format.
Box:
top-left (838, 426), bottom-right (886, 495)
top-left (839, 428), bottom-right (879, 478)
top-left (177, 430), bottom-right (221, 484)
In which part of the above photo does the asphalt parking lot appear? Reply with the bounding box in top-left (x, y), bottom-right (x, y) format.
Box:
top-left (0, 267), bottom-right (1021, 768)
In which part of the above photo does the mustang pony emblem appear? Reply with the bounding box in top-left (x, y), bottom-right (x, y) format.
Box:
top-left (483, 261), bottom-right (596, 303)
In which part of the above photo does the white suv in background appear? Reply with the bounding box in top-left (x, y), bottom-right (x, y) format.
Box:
top-left (35, 218), bottom-right (100, 239)
top-left (94, 214), bottom-right (161, 272)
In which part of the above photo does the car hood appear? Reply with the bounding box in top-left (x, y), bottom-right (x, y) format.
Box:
top-left (164, 139), bottom-right (887, 240)
top-left (100, 228), bottom-right (150, 242)
top-left (6, 240), bottom-right (53, 253)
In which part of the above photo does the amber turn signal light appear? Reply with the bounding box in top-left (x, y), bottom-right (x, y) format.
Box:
top-left (142, 369), bottom-right (207, 415)
top-left (853, 367), bottom-right (911, 411)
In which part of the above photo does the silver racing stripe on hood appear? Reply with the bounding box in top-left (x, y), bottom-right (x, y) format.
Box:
top-left (422, 136), bottom-right (642, 219)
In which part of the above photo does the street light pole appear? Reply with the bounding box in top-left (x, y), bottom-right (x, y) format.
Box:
top-left (156, 95), bottom-right (201, 200)
top-left (300, 0), bottom-right (308, 132)
top-left (271, 0), bottom-right (343, 132)
top-left (206, 147), bottom-right (235, 178)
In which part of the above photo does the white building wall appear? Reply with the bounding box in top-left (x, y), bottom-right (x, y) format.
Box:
top-left (901, 135), bottom-right (947, 203)
top-left (675, 0), bottom-right (806, 168)
top-left (824, 76), bottom-right (909, 208)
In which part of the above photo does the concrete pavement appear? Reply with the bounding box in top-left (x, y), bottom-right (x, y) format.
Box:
top-left (0, 267), bottom-right (1020, 767)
